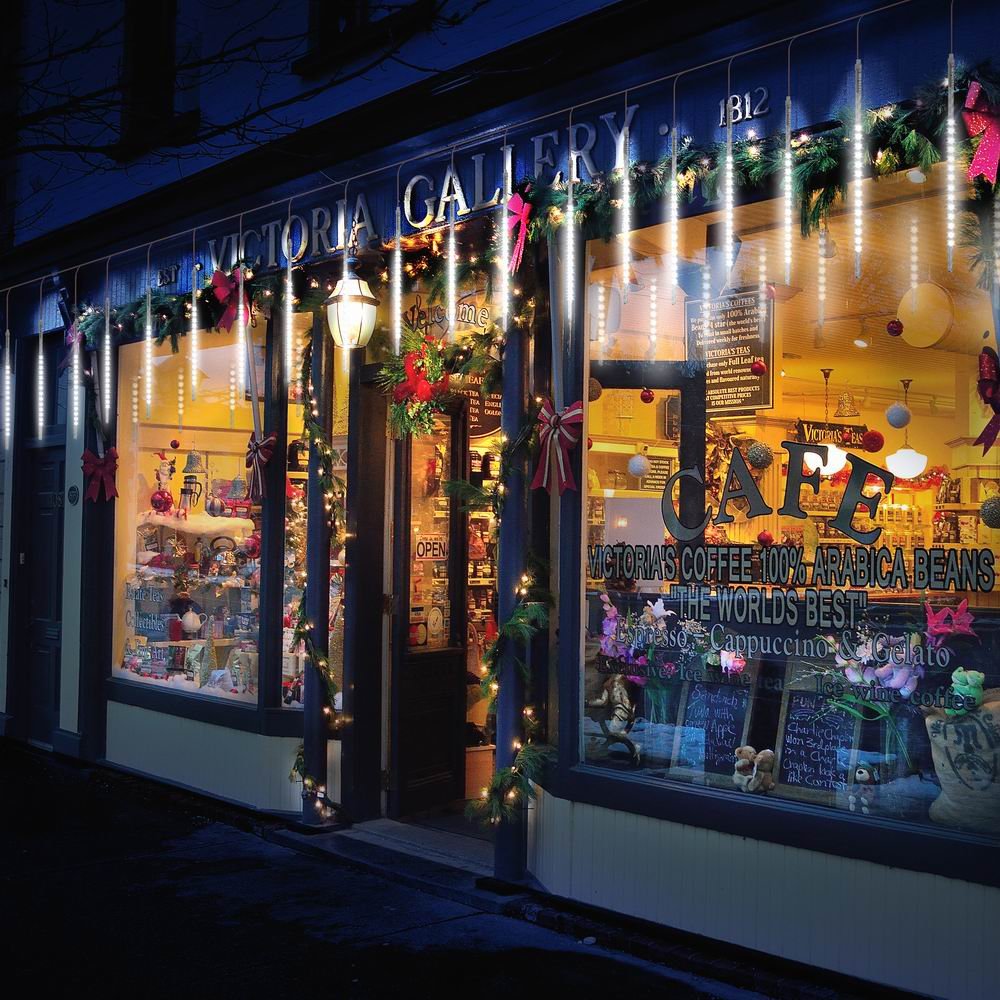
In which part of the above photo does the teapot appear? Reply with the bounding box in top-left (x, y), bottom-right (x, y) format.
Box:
top-left (181, 608), bottom-right (207, 637)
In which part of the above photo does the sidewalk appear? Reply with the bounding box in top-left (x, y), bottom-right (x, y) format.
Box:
top-left (0, 743), bottom-right (913, 999)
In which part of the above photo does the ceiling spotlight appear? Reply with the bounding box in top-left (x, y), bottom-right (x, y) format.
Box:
top-left (854, 338), bottom-right (869, 348)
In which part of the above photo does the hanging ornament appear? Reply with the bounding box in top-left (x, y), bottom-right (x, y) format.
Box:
top-left (886, 318), bottom-right (904, 338)
top-left (840, 428), bottom-right (853, 445)
top-left (750, 360), bottom-right (767, 376)
top-left (834, 391), bottom-right (860, 417)
top-left (587, 437), bottom-right (593, 450)
top-left (757, 530), bottom-right (774, 547)
top-left (746, 441), bottom-right (773, 470)
top-left (974, 346), bottom-right (1000, 453)
top-left (588, 377), bottom-right (603, 402)
top-left (886, 402), bottom-right (911, 429)
top-left (962, 80), bottom-right (1000, 185)
top-left (979, 496), bottom-right (1000, 529)
top-left (862, 429), bottom-right (885, 452)
top-left (628, 447), bottom-right (651, 479)
top-left (170, 438), bottom-right (180, 450)
top-left (640, 387), bottom-right (655, 404)
top-left (885, 378), bottom-right (927, 478)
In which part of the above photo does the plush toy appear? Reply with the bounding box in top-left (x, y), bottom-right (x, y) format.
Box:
top-left (747, 749), bottom-right (776, 793)
top-left (848, 762), bottom-right (880, 815)
top-left (733, 745), bottom-right (757, 791)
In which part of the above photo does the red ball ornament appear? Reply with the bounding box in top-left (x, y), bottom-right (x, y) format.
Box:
top-left (861, 429), bottom-right (885, 453)
top-left (587, 436), bottom-right (593, 450)
top-left (840, 429), bottom-right (853, 445)
top-left (750, 360), bottom-right (767, 376)
top-left (640, 387), bottom-right (655, 404)
top-left (757, 530), bottom-right (774, 547)
top-left (886, 318), bottom-right (904, 338)
top-left (170, 439), bottom-right (180, 450)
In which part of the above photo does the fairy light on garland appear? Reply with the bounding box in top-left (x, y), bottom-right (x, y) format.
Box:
top-left (648, 276), bottom-right (657, 351)
top-left (191, 232), bottom-right (200, 402)
top-left (145, 247), bottom-right (153, 418)
top-left (853, 31), bottom-right (864, 279)
top-left (818, 226), bottom-right (827, 326)
top-left (36, 279), bottom-right (45, 439)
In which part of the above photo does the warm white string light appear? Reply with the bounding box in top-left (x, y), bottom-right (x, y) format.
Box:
top-left (621, 118), bottom-right (631, 292)
top-left (3, 289), bottom-right (11, 450)
top-left (37, 280), bottom-right (45, 440)
top-left (447, 153), bottom-right (457, 334)
top-left (285, 202), bottom-right (295, 391)
top-left (784, 44), bottom-right (794, 287)
top-left (145, 247), bottom-right (153, 418)
top-left (910, 216), bottom-right (919, 309)
top-left (132, 375), bottom-right (140, 426)
top-left (724, 63), bottom-right (735, 279)
top-left (669, 83), bottom-right (680, 304)
top-left (565, 118), bottom-right (576, 333)
top-left (103, 262), bottom-right (112, 428)
top-left (393, 197), bottom-right (403, 353)
top-left (649, 276), bottom-right (658, 351)
top-left (818, 227), bottom-right (827, 325)
top-left (758, 246), bottom-right (768, 330)
top-left (229, 365), bottom-right (236, 429)
top-left (236, 260), bottom-right (246, 399)
top-left (500, 139), bottom-right (511, 331)
top-left (596, 281), bottom-right (606, 354)
top-left (853, 45), bottom-right (864, 279)
top-left (191, 230), bottom-right (199, 402)
top-left (177, 367), bottom-right (184, 433)
top-left (71, 268), bottom-right (81, 438)
top-left (946, 50), bottom-right (956, 272)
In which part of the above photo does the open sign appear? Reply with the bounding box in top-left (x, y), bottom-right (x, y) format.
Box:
top-left (414, 534), bottom-right (449, 561)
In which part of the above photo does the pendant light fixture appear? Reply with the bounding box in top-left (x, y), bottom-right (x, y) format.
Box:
top-left (325, 222), bottom-right (379, 350)
top-left (803, 368), bottom-right (849, 476)
top-left (885, 378), bottom-right (928, 479)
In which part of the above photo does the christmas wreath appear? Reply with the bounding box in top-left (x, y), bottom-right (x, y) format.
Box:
top-left (378, 328), bottom-right (452, 436)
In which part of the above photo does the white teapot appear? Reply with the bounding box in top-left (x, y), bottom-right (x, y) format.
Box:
top-left (181, 608), bottom-right (207, 637)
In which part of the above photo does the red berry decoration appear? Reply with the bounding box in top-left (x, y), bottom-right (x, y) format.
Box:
top-left (750, 360), bottom-right (767, 376)
top-left (640, 387), bottom-right (655, 404)
top-left (587, 436), bottom-right (593, 450)
top-left (757, 530), bottom-right (774, 547)
top-left (886, 318), bottom-right (904, 338)
top-left (170, 439), bottom-right (180, 450)
top-left (861, 429), bottom-right (885, 453)
top-left (840, 429), bottom-right (853, 445)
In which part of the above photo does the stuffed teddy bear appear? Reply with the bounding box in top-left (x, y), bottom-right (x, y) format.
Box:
top-left (733, 745), bottom-right (756, 791)
top-left (848, 762), bottom-right (879, 815)
top-left (747, 749), bottom-right (776, 793)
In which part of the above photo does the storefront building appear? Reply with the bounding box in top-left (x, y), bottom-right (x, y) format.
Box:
top-left (2, 2), bottom-right (999, 995)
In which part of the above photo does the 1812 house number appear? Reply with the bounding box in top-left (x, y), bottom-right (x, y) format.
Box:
top-left (719, 87), bottom-right (770, 127)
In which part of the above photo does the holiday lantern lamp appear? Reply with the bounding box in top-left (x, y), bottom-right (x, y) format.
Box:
top-left (325, 230), bottom-right (379, 350)
top-left (803, 369), bottom-right (848, 476)
top-left (885, 378), bottom-right (927, 479)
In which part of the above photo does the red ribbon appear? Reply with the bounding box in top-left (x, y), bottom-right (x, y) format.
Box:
top-left (82, 447), bottom-right (119, 502)
top-left (246, 431), bottom-right (277, 502)
top-left (963, 81), bottom-right (1000, 185)
top-left (211, 267), bottom-right (250, 333)
top-left (531, 398), bottom-right (584, 494)
top-left (975, 347), bottom-right (1000, 454)
top-left (506, 193), bottom-right (532, 276)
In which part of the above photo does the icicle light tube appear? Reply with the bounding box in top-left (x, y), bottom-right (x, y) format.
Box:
top-left (236, 265), bottom-right (246, 397)
top-left (500, 146), bottom-right (511, 330)
top-left (565, 168), bottom-right (575, 328)
top-left (946, 53), bottom-right (956, 272)
top-left (229, 366), bottom-right (236, 428)
top-left (994, 197), bottom-right (1000, 307)
top-left (784, 95), bottom-right (793, 285)
top-left (818, 228), bottom-right (827, 325)
top-left (596, 282), bottom-right (606, 353)
top-left (37, 290), bottom-right (45, 440)
top-left (71, 331), bottom-right (80, 435)
top-left (132, 376), bottom-right (139, 426)
top-left (3, 329), bottom-right (10, 450)
top-left (103, 294), bottom-right (112, 427)
top-left (393, 205), bottom-right (403, 352)
top-left (649, 277), bottom-right (657, 350)
top-left (145, 284), bottom-right (153, 418)
top-left (724, 119), bottom-right (734, 278)
top-left (191, 232), bottom-right (199, 402)
top-left (758, 247), bottom-right (767, 328)
top-left (910, 217), bottom-right (919, 309)
top-left (669, 131), bottom-right (679, 304)
top-left (853, 57), bottom-right (863, 279)
top-left (448, 197), bottom-right (457, 332)
top-left (286, 208), bottom-right (295, 389)
top-left (177, 368), bottom-right (184, 432)
top-left (621, 126), bottom-right (631, 292)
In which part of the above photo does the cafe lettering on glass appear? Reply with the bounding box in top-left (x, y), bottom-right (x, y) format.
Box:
top-left (719, 87), bottom-right (770, 127)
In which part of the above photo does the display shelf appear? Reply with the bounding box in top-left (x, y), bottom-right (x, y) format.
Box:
top-left (146, 637), bottom-right (239, 647)
top-left (138, 510), bottom-right (256, 535)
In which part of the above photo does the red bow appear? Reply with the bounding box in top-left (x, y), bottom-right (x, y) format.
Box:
top-left (82, 447), bottom-right (119, 502)
top-left (974, 347), bottom-right (1000, 454)
top-left (211, 267), bottom-right (250, 333)
top-left (246, 431), bottom-right (277, 502)
top-left (963, 81), bottom-right (1000, 185)
top-left (531, 398), bottom-right (584, 494)
top-left (507, 193), bottom-right (532, 276)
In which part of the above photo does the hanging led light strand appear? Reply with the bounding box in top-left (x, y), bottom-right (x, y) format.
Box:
top-left (393, 172), bottom-right (403, 353)
top-left (236, 216), bottom-right (246, 398)
top-left (499, 136), bottom-right (510, 331)
top-left (3, 288), bottom-right (11, 450)
top-left (853, 21), bottom-right (864, 279)
top-left (910, 216), bottom-right (919, 310)
top-left (191, 229), bottom-right (199, 402)
top-left (37, 279), bottom-right (45, 439)
top-left (669, 79), bottom-right (680, 304)
top-left (724, 61), bottom-right (735, 279)
top-left (994, 197), bottom-right (1000, 309)
top-left (103, 258), bottom-right (113, 428)
top-left (285, 200), bottom-right (295, 392)
top-left (229, 365), bottom-right (236, 429)
top-left (565, 111), bottom-right (576, 340)
top-left (649, 277), bottom-right (658, 351)
top-left (177, 367), bottom-right (184, 433)
top-left (946, 5), bottom-right (956, 273)
top-left (758, 247), bottom-right (768, 332)
top-left (785, 41), bottom-right (795, 286)
top-left (818, 226), bottom-right (827, 326)
top-left (144, 245), bottom-right (153, 418)
top-left (597, 282), bottom-right (606, 354)
top-left (621, 93), bottom-right (631, 293)
top-left (131, 376), bottom-right (139, 427)
top-left (71, 267), bottom-right (81, 438)
top-left (447, 152), bottom-right (457, 334)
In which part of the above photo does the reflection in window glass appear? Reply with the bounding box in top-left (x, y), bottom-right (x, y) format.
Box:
top-left (582, 157), bottom-right (1000, 840)
top-left (113, 326), bottom-right (264, 702)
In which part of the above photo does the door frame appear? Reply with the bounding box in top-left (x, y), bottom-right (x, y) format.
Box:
top-left (387, 395), bottom-right (469, 817)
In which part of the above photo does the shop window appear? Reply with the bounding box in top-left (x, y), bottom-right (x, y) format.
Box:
top-left (112, 325), bottom-right (265, 702)
top-left (581, 158), bottom-right (1000, 841)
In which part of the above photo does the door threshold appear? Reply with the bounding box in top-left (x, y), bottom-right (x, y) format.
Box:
top-left (338, 817), bottom-right (494, 877)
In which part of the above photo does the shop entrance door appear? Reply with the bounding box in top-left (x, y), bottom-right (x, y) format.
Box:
top-left (389, 403), bottom-right (469, 817)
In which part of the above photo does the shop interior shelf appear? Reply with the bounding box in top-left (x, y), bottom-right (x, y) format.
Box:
top-left (146, 637), bottom-right (240, 647)
top-left (138, 511), bottom-right (256, 535)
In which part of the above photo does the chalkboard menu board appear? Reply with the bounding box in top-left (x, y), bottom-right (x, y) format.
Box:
top-left (775, 689), bottom-right (858, 802)
top-left (685, 288), bottom-right (773, 415)
top-left (673, 678), bottom-right (755, 785)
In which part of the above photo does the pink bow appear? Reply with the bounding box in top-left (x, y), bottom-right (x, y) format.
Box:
top-left (58, 323), bottom-right (85, 372)
top-left (963, 81), bottom-right (1000, 184)
top-left (245, 431), bottom-right (277, 502)
top-left (82, 447), bottom-right (119, 502)
top-left (531, 398), bottom-right (584, 494)
top-left (506, 193), bottom-right (532, 276)
top-left (211, 267), bottom-right (250, 333)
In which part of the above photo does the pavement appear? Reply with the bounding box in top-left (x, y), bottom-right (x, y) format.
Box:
top-left (0, 743), bottom-right (910, 999)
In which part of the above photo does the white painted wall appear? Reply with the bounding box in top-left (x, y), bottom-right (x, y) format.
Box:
top-left (527, 785), bottom-right (1000, 1000)
top-left (106, 701), bottom-right (340, 812)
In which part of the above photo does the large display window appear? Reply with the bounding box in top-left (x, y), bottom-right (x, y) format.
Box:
top-left (580, 156), bottom-right (1000, 840)
top-left (112, 324), bottom-right (266, 703)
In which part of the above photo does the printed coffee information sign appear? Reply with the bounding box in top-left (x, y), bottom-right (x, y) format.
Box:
top-left (686, 288), bottom-right (773, 414)
top-left (638, 455), bottom-right (676, 494)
